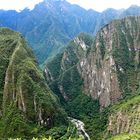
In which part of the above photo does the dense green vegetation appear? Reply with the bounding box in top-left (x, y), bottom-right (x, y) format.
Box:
top-left (45, 16), bottom-right (140, 140)
top-left (103, 90), bottom-right (140, 139)
top-left (108, 133), bottom-right (140, 140)
top-left (1, 13), bottom-right (140, 140)
top-left (45, 33), bottom-right (109, 140)
top-left (112, 18), bottom-right (140, 97)
top-left (110, 90), bottom-right (140, 114)
top-left (65, 93), bottom-right (109, 140)
top-left (0, 28), bottom-right (69, 139)
top-left (0, 103), bottom-right (33, 139)
top-left (56, 65), bottom-right (108, 139)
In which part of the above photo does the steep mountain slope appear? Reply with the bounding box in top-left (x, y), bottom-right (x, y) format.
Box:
top-left (105, 94), bottom-right (140, 139)
top-left (45, 33), bottom-right (107, 140)
top-left (0, 28), bottom-right (67, 139)
top-left (0, 1), bottom-right (140, 64)
top-left (45, 16), bottom-right (140, 139)
top-left (45, 32), bottom-right (93, 101)
top-left (79, 16), bottom-right (140, 107)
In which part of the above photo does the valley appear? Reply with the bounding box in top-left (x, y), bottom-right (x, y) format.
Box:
top-left (0, 0), bottom-right (140, 140)
top-left (45, 16), bottom-right (140, 139)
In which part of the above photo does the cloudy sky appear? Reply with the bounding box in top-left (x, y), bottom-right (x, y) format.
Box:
top-left (0, 0), bottom-right (140, 12)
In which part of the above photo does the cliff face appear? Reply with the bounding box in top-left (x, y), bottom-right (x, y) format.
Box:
top-left (0, 28), bottom-right (66, 134)
top-left (45, 33), bottom-right (93, 101)
top-left (45, 16), bottom-right (140, 107)
top-left (45, 16), bottom-right (140, 139)
top-left (79, 16), bottom-right (140, 107)
top-left (105, 94), bottom-right (140, 139)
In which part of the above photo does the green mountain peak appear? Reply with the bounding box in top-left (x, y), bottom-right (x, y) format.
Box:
top-left (0, 28), bottom-right (67, 139)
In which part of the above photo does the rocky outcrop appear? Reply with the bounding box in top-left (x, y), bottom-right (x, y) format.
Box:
top-left (79, 16), bottom-right (140, 107)
top-left (45, 33), bottom-right (93, 101)
top-left (45, 16), bottom-right (140, 108)
top-left (44, 16), bottom-right (140, 139)
top-left (105, 95), bottom-right (140, 138)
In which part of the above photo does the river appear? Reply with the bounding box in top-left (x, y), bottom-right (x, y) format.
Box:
top-left (69, 117), bottom-right (91, 140)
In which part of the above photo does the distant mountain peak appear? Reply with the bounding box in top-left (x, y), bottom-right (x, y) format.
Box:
top-left (42, 0), bottom-right (67, 6)
top-left (129, 4), bottom-right (140, 8)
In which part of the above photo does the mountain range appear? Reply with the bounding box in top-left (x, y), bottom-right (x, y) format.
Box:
top-left (0, 0), bottom-right (140, 139)
top-left (0, 0), bottom-right (140, 64)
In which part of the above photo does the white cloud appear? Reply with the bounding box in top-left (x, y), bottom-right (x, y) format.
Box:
top-left (0, 0), bottom-right (139, 12)
top-left (0, 0), bottom-right (43, 11)
top-left (67, 0), bottom-right (140, 12)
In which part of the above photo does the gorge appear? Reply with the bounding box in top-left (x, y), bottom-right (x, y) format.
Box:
top-left (45, 16), bottom-right (140, 139)
top-left (0, 0), bottom-right (140, 140)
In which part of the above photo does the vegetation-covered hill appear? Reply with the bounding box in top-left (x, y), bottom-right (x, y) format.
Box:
top-left (45, 16), bottom-right (140, 140)
top-left (0, 28), bottom-right (68, 139)
top-left (0, 2), bottom-right (140, 139)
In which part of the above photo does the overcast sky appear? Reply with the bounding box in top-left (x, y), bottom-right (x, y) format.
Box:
top-left (0, 0), bottom-right (140, 12)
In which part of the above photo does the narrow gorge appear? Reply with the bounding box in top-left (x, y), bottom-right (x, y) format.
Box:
top-left (45, 16), bottom-right (140, 140)
top-left (0, 1), bottom-right (140, 139)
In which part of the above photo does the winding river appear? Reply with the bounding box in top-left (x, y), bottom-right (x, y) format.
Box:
top-left (69, 117), bottom-right (91, 140)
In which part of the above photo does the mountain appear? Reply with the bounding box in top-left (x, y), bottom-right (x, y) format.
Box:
top-left (106, 94), bottom-right (140, 139)
top-left (45, 16), bottom-right (140, 139)
top-left (0, 28), bottom-right (67, 139)
top-left (0, 1), bottom-right (140, 64)
top-left (0, 0), bottom-right (100, 64)
top-left (80, 16), bottom-right (140, 107)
